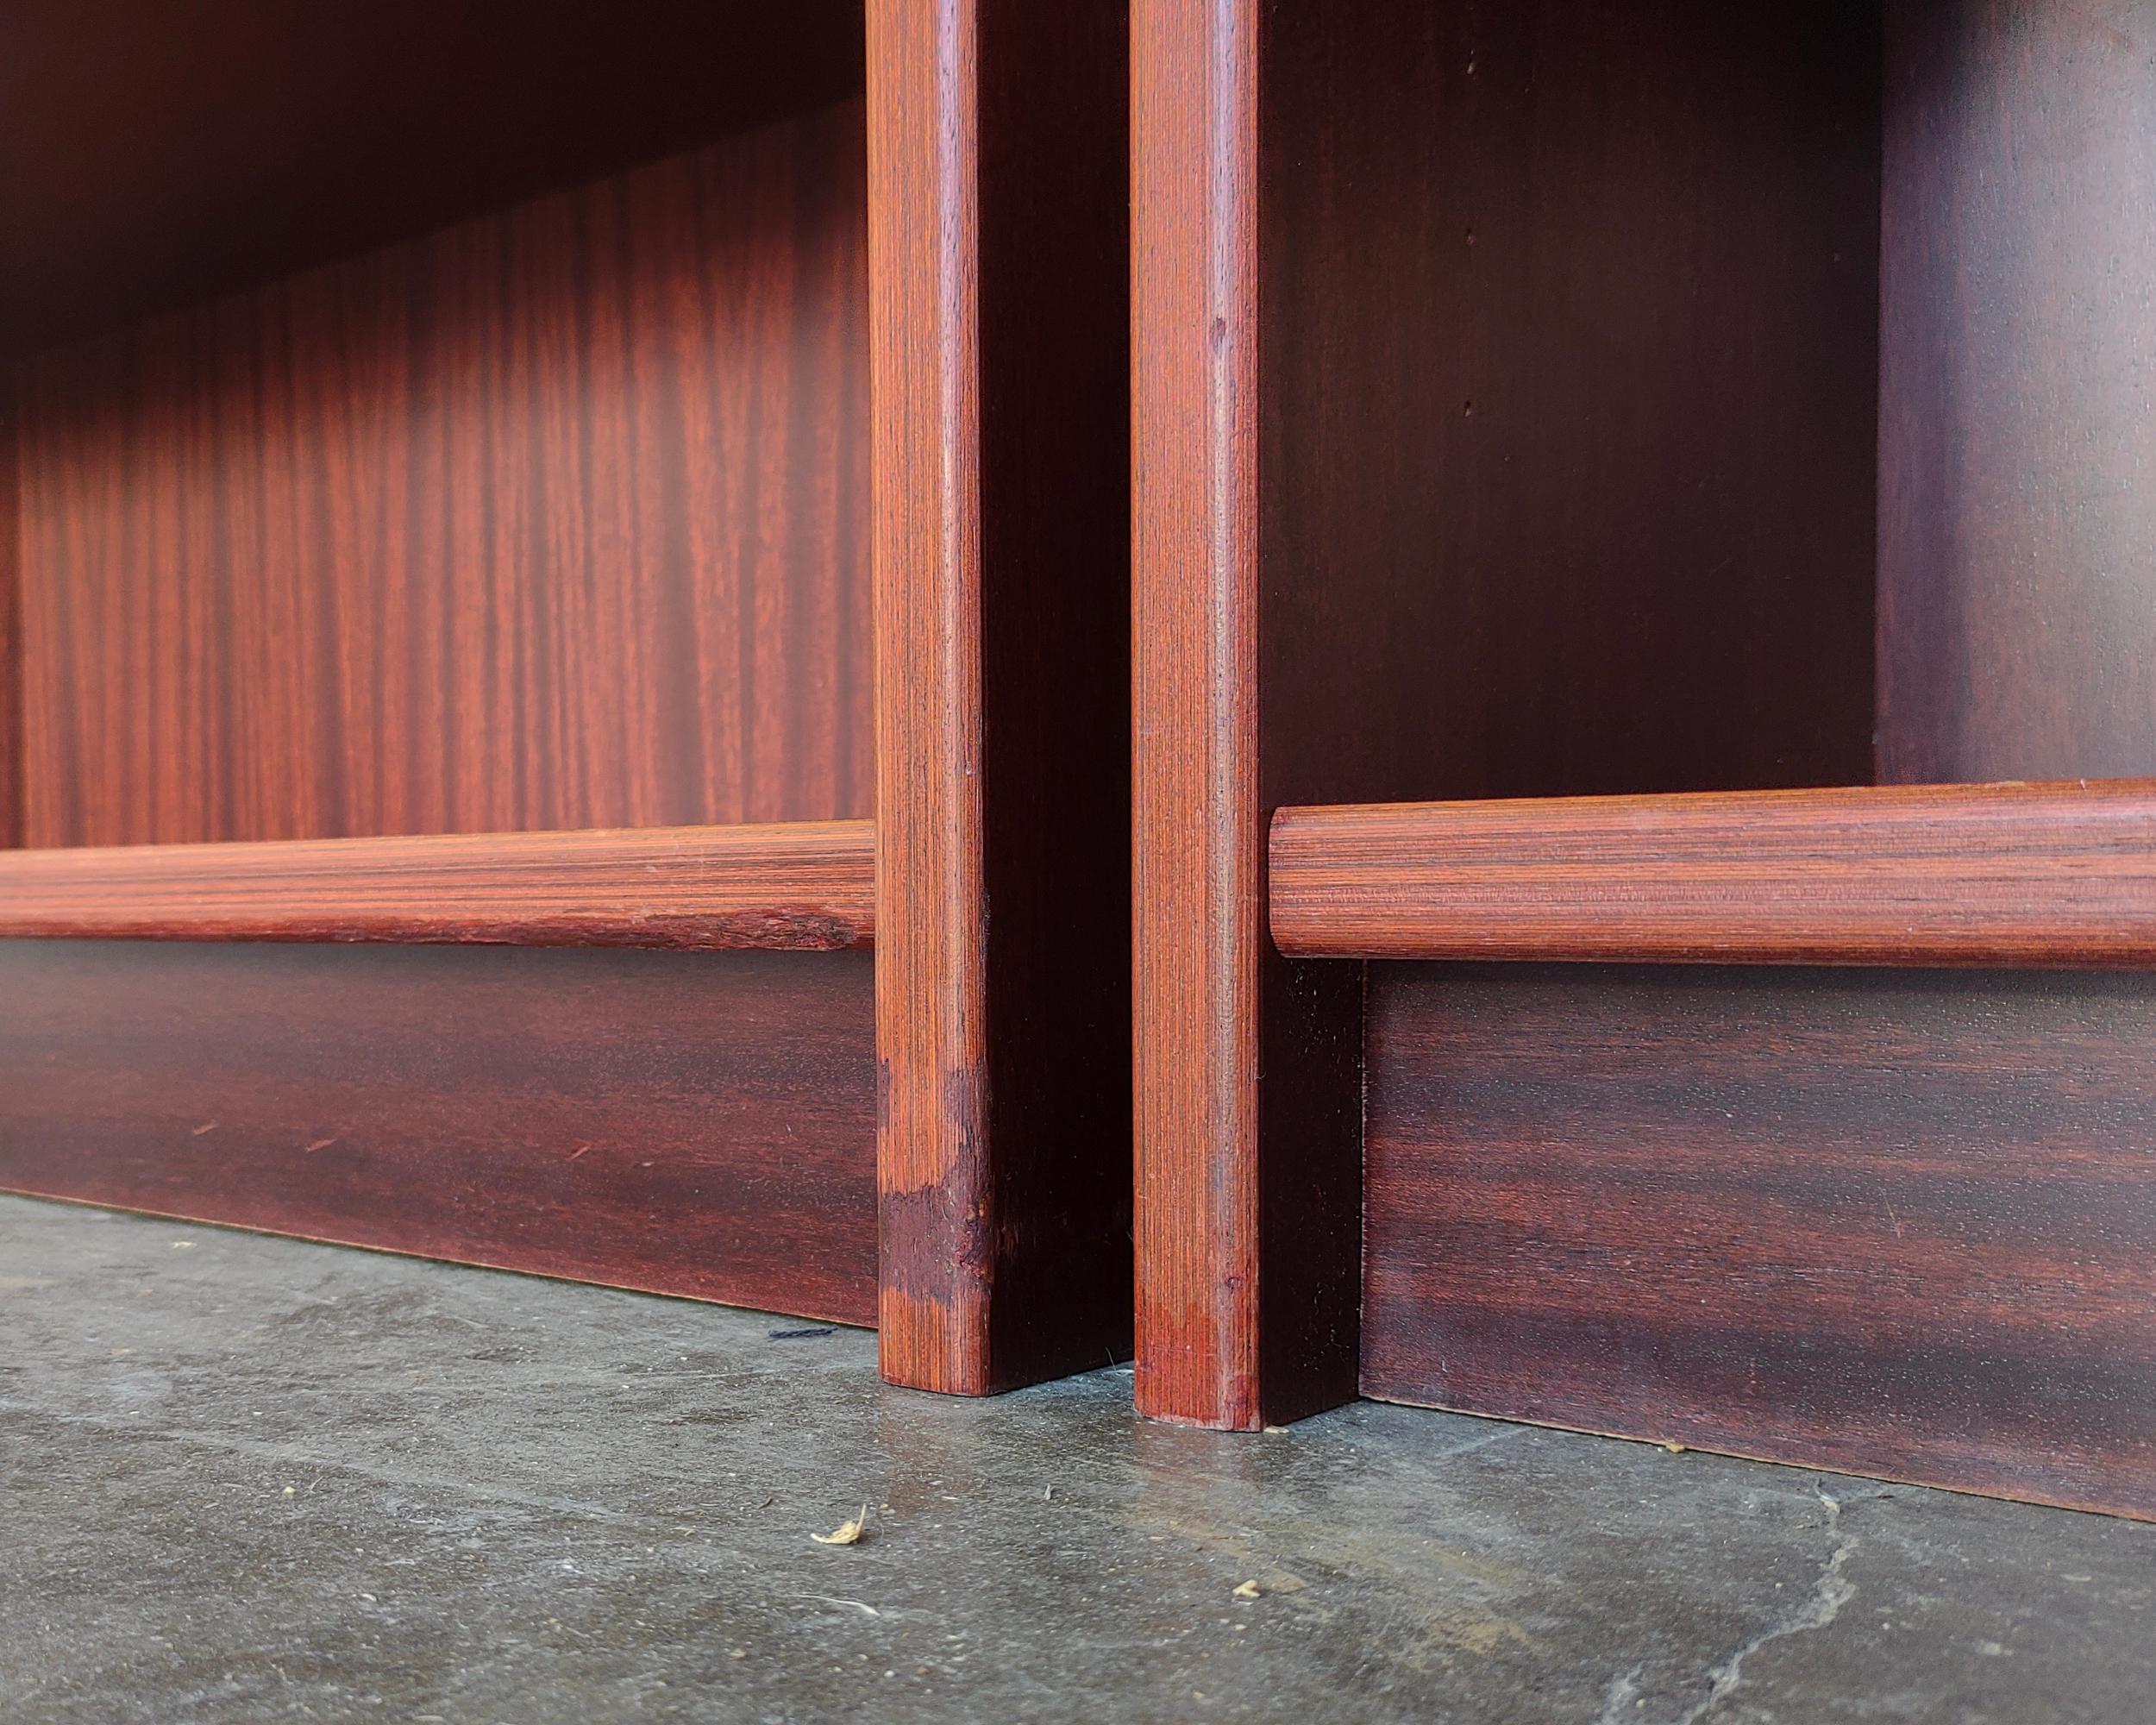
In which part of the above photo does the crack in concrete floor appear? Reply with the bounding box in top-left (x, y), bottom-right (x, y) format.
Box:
top-left (3, 1196), bottom-right (2153, 1724)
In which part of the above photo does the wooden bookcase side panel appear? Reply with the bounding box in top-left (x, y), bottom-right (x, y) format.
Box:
top-left (1133, 0), bottom-right (1884, 1431)
top-left (0, 941), bottom-right (879, 1326)
top-left (871, 0), bottom-right (1133, 1398)
top-left (0, 389), bottom-right (17, 850)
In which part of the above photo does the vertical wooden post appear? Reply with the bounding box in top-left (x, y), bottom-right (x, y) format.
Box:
top-left (868, 0), bottom-right (1132, 1394)
top-left (1131, 0), bottom-right (1265, 1427)
top-left (1131, 0), bottom-right (1363, 1429)
top-left (0, 389), bottom-right (17, 850)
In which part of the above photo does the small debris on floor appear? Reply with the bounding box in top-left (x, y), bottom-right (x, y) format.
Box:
top-left (1233, 1580), bottom-right (1263, 1600)
top-left (769, 1326), bottom-right (836, 1340)
top-left (812, 1504), bottom-right (869, 1546)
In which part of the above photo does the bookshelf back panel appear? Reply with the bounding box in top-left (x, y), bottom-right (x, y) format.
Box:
top-left (1258, 0), bottom-right (1883, 809)
top-left (13, 100), bottom-right (871, 847)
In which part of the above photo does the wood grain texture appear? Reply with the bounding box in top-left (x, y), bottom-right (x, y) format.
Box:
top-left (1132, 0), bottom-right (1274, 1427)
top-left (870, 0), bottom-right (989, 1396)
top-left (1879, 0), bottom-right (2156, 784)
top-left (1133, 0), bottom-right (1886, 1430)
top-left (0, 819), bottom-right (874, 950)
top-left (0, 394), bottom-right (16, 850)
top-left (1260, 0), bottom-right (1879, 811)
top-left (1271, 782), bottom-right (2156, 967)
top-left (870, 0), bottom-right (1132, 1396)
top-left (14, 99), bottom-right (870, 846)
top-left (0, 1), bottom-right (865, 355)
top-left (1362, 961), bottom-right (2156, 1521)
top-left (0, 941), bottom-right (876, 1325)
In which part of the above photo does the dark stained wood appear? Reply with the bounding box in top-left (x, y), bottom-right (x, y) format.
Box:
top-left (1878, 0), bottom-right (2156, 785)
top-left (0, 819), bottom-right (874, 950)
top-left (1134, 0), bottom-right (1882, 1430)
top-left (0, 941), bottom-right (877, 1326)
top-left (14, 100), bottom-right (871, 846)
top-left (1362, 962), bottom-right (2156, 1521)
top-left (1260, 0), bottom-right (1879, 811)
top-left (870, 0), bottom-right (1132, 1396)
top-left (971, 0), bottom-right (1134, 1387)
top-left (0, 1), bottom-right (866, 356)
top-left (1271, 782), bottom-right (2156, 967)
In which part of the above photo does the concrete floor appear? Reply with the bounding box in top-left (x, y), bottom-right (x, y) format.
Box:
top-left (2, 1195), bottom-right (2151, 1723)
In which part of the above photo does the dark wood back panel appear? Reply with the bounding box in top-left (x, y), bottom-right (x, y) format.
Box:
top-left (14, 99), bottom-right (871, 846)
top-left (1261, 0), bottom-right (1882, 811)
top-left (0, 941), bottom-right (877, 1325)
top-left (1877, 0), bottom-right (2156, 782)
top-left (0, 2), bottom-right (865, 356)
top-left (1363, 961), bottom-right (2156, 1521)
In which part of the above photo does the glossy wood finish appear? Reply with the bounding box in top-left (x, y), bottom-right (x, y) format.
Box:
top-left (1261, 0), bottom-right (1879, 810)
top-left (1132, 0), bottom-right (1275, 1428)
top-left (0, 942), bottom-right (877, 1325)
top-left (1272, 782), bottom-right (2156, 968)
top-left (1362, 962), bottom-right (2156, 1521)
top-left (0, 819), bottom-right (874, 950)
top-left (15, 100), bottom-right (871, 847)
top-left (870, 0), bottom-right (1132, 1396)
top-left (0, 2), bottom-right (865, 356)
top-left (1878, 0), bottom-right (2156, 785)
top-left (1133, 0), bottom-right (1882, 1429)
top-left (0, 405), bottom-right (17, 850)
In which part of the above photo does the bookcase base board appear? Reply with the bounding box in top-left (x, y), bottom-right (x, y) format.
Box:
top-left (0, 941), bottom-right (875, 1325)
top-left (1361, 962), bottom-right (2156, 1521)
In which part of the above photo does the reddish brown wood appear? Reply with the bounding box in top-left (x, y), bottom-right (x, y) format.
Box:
top-left (0, 819), bottom-right (874, 950)
top-left (1134, 0), bottom-right (1881, 1430)
top-left (14, 101), bottom-right (871, 846)
top-left (0, 941), bottom-right (876, 1325)
top-left (1271, 782), bottom-right (2156, 968)
top-left (1362, 961), bottom-right (2156, 1521)
top-left (1132, 0), bottom-right (1271, 1428)
top-left (869, 0), bottom-right (1131, 1395)
top-left (0, 397), bottom-right (16, 850)
top-left (1879, 0), bottom-right (2156, 785)
top-left (0, 2), bottom-right (865, 355)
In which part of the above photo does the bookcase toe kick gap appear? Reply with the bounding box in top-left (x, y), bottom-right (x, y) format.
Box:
top-left (0, 822), bottom-right (881, 1325)
top-left (1274, 783), bottom-right (2156, 1521)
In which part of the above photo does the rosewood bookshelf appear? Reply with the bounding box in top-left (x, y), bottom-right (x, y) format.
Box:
top-left (1133, 0), bottom-right (2156, 1518)
top-left (0, 0), bottom-right (1132, 1396)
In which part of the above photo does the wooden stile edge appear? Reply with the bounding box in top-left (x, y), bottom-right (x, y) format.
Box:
top-left (869, 0), bottom-right (1131, 1395)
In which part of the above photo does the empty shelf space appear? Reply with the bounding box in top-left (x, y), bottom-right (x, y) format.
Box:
top-left (1269, 781), bottom-right (2156, 969)
top-left (0, 820), bottom-right (875, 951)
